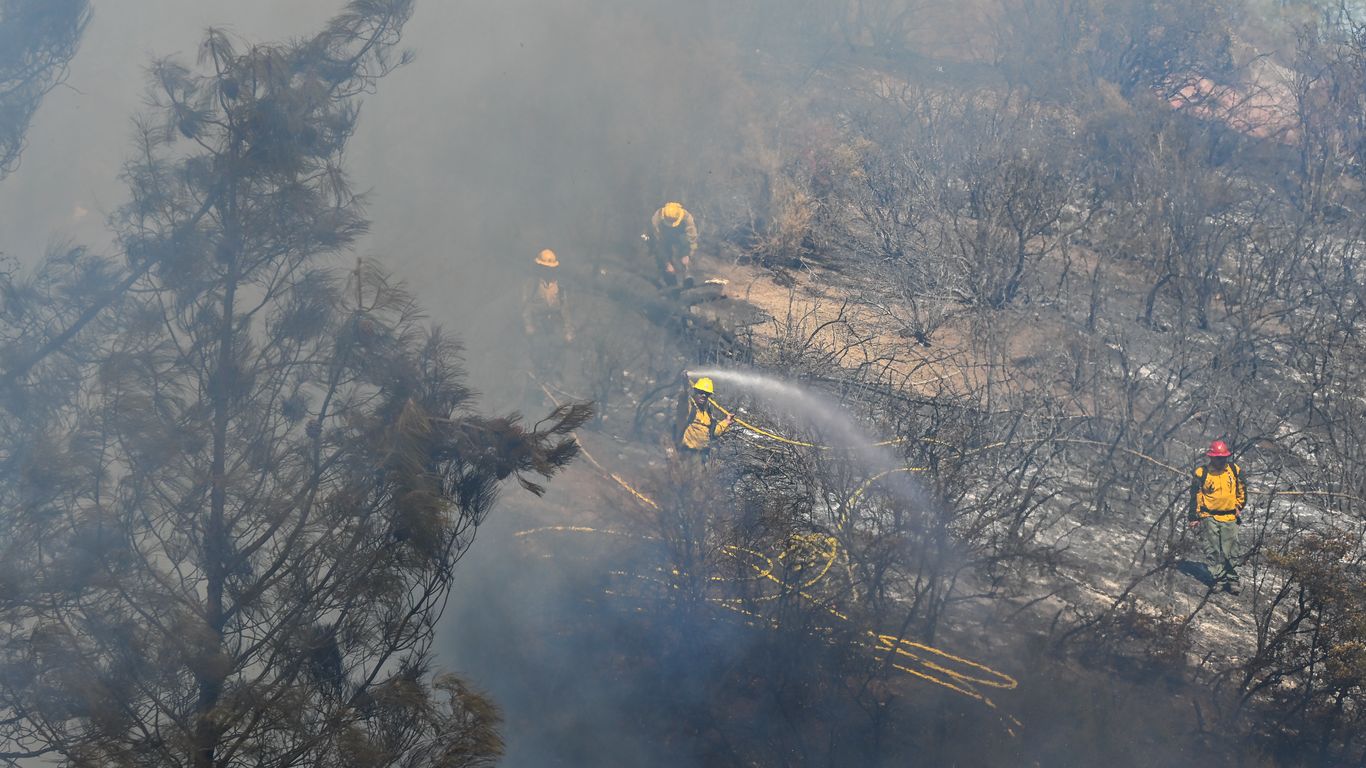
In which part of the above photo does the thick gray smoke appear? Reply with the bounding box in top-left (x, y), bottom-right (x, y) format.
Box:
top-left (1, 4), bottom-right (761, 765)
top-left (5, 2), bottom-right (1316, 766)
top-left (2, 0), bottom-right (750, 385)
top-left (347, 0), bottom-right (758, 403)
top-left (0, 0), bottom-right (338, 257)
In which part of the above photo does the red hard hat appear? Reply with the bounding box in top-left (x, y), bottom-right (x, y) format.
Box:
top-left (1206, 440), bottom-right (1232, 457)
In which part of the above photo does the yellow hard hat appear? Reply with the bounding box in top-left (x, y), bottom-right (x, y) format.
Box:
top-left (692, 377), bottom-right (714, 394)
top-left (662, 202), bottom-right (686, 228)
top-left (534, 249), bottom-right (559, 268)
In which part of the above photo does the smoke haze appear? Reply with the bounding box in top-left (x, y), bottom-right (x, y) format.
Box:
top-left (4, 3), bottom-right (765, 764)
top-left (9, 1), bottom-right (1366, 765)
top-left (3, 0), bottom-right (753, 397)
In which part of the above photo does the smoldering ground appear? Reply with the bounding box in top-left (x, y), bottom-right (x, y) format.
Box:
top-left (439, 423), bottom-right (1241, 767)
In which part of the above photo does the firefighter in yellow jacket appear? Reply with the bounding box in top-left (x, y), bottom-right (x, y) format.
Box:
top-left (1188, 440), bottom-right (1246, 594)
top-left (649, 202), bottom-right (698, 288)
top-left (675, 377), bottom-right (733, 462)
top-left (523, 249), bottom-right (572, 380)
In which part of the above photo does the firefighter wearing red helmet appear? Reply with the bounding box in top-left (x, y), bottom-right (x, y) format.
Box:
top-left (1189, 440), bottom-right (1246, 594)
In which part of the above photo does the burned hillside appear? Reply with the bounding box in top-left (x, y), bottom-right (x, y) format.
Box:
top-left (2, 1), bottom-right (1366, 767)
top-left (446, 2), bottom-right (1366, 765)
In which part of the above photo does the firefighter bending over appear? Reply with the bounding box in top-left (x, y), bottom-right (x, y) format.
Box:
top-left (675, 376), bottom-right (733, 462)
top-left (522, 249), bottom-right (572, 380)
top-left (1188, 440), bottom-right (1246, 595)
top-left (649, 201), bottom-right (698, 288)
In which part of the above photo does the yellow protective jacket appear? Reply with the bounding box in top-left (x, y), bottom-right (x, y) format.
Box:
top-left (676, 394), bottom-right (729, 451)
top-left (651, 207), bottom-right (699, 257)
top-left (1190, 463), bottom-right (1245, 523)
top-left (522, 277), bottom-right (569, 334)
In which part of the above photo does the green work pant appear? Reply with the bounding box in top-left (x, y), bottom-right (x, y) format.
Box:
top-left (652, 237), bottom-right (691, 287)
top-left (678, 445), bottom-right (712, 466)
top-left (1200, 517), bottom-right (1240, 584)
top-left (526, 326), bottom-right (565, 379)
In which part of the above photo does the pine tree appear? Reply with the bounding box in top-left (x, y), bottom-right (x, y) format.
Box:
top-left (0, 2), bottom-right (588, 765)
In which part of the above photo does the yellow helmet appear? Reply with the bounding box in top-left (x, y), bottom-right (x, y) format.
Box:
top-left (692, 377), bottom-right (714, 394)
top-left (534, 249), bottom-right (559, 268)
top-left (662, 202), bottom-right (686, 228)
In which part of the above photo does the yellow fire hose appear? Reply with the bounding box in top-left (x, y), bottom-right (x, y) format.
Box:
top-left (516, 524), bottom-right (1021, 732)
top-left (528, 382), bottom-right (1021, 731)
top-left (523, 375), bottom-right (1359, 736)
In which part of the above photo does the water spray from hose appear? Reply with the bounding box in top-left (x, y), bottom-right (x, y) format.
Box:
top-left (687, 367), bottom-right (925, 514)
